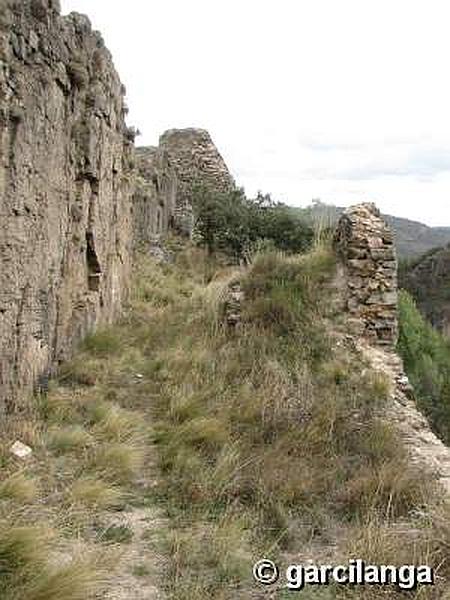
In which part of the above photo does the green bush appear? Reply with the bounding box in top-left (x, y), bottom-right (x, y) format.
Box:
top-left (192, 186), bottom-right (313, 261)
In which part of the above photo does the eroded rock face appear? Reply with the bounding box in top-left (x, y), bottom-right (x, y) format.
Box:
top-left (133, 147), bottom-right (177, 247)
top-left (334, 203), bottom-right (398, 346)
top-left (159, 128), bottom-right (235, 236)
top-left (0, 1), bottom-right (133, 412)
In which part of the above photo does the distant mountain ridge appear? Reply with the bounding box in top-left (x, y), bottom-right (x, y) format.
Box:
top-left (385, 216), bottom-right (450, 259)
top-left (299, 203), bottom-right (450, 259)
top-left (400, 245), bottom-right (450, 337)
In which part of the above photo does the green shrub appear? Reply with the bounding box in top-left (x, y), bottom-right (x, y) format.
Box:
top-left (397, 290), bottom-right (450, 443)
top-left (192, 186), bottom-right (314, 261)
top-left (82, 330), bottom-right (122, 358)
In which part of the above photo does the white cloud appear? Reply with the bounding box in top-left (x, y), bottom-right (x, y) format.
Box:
top-left (61, 0), bottom-right (450, 226)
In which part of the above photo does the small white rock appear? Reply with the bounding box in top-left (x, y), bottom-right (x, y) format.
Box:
top-left (10, 441), bottom-right (33, 459)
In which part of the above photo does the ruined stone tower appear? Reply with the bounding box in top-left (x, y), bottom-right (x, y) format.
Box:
top-left (334, 203), bottom-right (398, 346)
top-left (159, 128), bottom-right (235, 236)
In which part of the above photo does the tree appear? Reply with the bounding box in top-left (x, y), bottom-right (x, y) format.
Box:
top-left (192, 185), bottom-right (251, 259)
top-left (249, 195), bottom-right (314, 254)
top-left (192, 185), bottom-right (314, 261)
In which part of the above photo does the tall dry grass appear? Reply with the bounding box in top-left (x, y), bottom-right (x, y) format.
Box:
top-left (129, 245), bottom-right (441, 598)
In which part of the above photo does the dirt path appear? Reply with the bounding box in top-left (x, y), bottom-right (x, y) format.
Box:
top-left (100, 443), bottom-right (168, 600)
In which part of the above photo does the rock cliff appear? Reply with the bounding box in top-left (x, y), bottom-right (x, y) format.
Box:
top-left (133, 146), bottom-right (177, 247)
top-left (0, 0), bottom-right (237, 414)
top-left (0, 0), bottom-right (134, 412)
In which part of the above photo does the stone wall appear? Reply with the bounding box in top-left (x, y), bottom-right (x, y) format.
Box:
top-left (158, 128), bottom-right (235, 236)
top-left (0, 0), bottom-right (134, 413)
top-left (133, 147), bottom-right (177, 247)
top-left (334, 203), bottom-right (398, 346)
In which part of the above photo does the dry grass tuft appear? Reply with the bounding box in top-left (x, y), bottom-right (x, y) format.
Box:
top-left (38, 389), bottom-right (79, 424)
top-left (1, 243), bottom-right (448, 599)
top-left (167, 516), bottom-right (252, 599)
top-left (0, 472), bottom-right (38, 503)
top-left (343, 507), bottom-right (450, 599)
top-left (89, 442), bottom-right (145, 485)
top-left (137, 245), bottom-right (445, 596)
top-left (90, 403), bottom-right (144, 443)
top-left (0, 524), bottom-right (52, 598)
top-left (22, 556), bottom-right (108, 600)
top-left (48, 426), bottom-right (92, 455)
top-left (69, 477), bottom-right (125, 510)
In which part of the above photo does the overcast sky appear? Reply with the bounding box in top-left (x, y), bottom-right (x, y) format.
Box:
top-left (61, 0), bottom-right (450, 226)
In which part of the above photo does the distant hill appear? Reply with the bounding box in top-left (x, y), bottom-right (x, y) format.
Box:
top-left (386, 217), bottom-right (450, 259)
top-left (400, 245), bottom-right (450, 337)
top-left (297, 203), bottom-right (450, 259)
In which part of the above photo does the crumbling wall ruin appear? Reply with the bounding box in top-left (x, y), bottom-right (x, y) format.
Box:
top-left (334, 203), bottom-right (398, 346)
top-left (133, 129), bottom-right (236, 242)
top-left (333, 204), bottom-right (450, 496)
top-left (158, 128), bottom-right (235, 236)
top-left (0, 0), bottom-right (134, 413)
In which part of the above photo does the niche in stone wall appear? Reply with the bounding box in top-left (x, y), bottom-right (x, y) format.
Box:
top-left (86, 231), bottom-right (102, 292)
